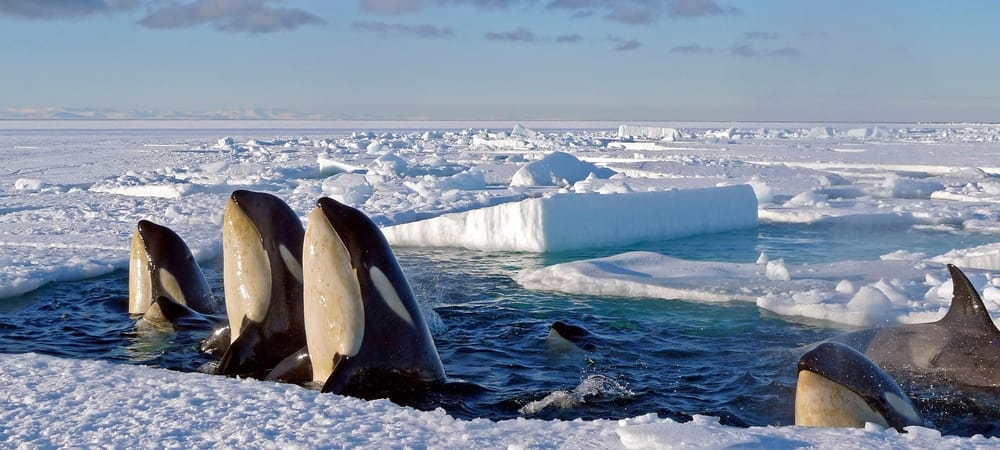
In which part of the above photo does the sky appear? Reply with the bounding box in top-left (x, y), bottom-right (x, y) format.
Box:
top-left (1, 0), bottom-right (999, 122)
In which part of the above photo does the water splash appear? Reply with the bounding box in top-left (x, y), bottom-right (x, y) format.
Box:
top-left (519, 374), bottom-right (633, 416)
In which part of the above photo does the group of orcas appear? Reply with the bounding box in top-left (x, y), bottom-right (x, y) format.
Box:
top-left (129, 190), bottom-right (444, 396)
top-left (128, 190), bottom-right (1000, 431)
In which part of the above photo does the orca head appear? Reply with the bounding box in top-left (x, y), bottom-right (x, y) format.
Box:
top-left (303, 197), bottom-right (445, 391)
top-left (222, 190), bottom-right (305, 342)
top-left (314, 197), bottom-right (426, 332)
top-left (795, 342), bottom-right (922, 431)
top-left (301, 201), bottom-right (366, 383)
top-left (547, 321), bottom-right (598, 352)
top-left (222, 191), bottom-right (273, 341)
top-left (129, 219), bottom-right (215, 317)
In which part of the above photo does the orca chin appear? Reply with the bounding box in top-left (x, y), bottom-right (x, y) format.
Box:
top-left (827, 264), bottom-right (1000, 388)
top-left (138, 296), bottom-right (223, 332)
top-left (795, 342), bottom-right (923, 431)
top-left (128, 219), bottom-right (220, 330)
top-left (215, 190), bottom-right (305, 377)
top-left (300, 197), bottom-right (446, 397)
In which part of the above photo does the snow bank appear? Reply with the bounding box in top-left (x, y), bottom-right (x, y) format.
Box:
top-left (0, 352), bottom-right (987, 449)
top-left (0, 255), bottom-right (119, 299)
top-left (516, 251), bottom-right (1000, 327)
top-left (383, 185), bottom-right (758, 252)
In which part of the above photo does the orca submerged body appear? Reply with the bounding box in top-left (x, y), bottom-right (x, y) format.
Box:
top-left (830, 265), bottom-right (1000, 387)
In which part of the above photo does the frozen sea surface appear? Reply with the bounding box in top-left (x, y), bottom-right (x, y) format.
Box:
top-left (2, 121), bottom-right (1000, 448)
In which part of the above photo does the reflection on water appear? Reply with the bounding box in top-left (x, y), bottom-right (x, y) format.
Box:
top-left (0, 223), bottom-right (997, 436)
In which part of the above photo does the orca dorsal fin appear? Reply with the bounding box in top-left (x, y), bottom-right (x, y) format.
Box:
top-left (940, 264), bottom-right (1000, 334)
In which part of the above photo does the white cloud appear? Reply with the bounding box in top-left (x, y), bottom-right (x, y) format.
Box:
top-left (139, 0), bottom-right (325, 33)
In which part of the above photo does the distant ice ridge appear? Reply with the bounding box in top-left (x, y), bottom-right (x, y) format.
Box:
top-left (847, 126), bottom-right (894, 140)
top-left (617, 125), bottom-right (682, 141)
top-left (382, 185), bottom-right (758, 252)
top-left (471, 123), bottom-right (546, 149)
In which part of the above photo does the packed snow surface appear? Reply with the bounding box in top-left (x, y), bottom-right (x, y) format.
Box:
top-left (4, 121), bottom-right (1000, 447)
top-left (3, 351), bottom-right (990, 449)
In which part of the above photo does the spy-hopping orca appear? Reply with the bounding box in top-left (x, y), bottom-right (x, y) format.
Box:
top-left (269, 197), bottom-right (445, 397)
top-left (215, 190), bottom-right (305, 377)
top-left (128, 219), bottom-right (221, 330)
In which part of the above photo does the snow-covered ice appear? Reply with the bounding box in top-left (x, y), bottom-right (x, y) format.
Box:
top-left (383, 186), bottom-right (757, 252)
top-left (515, 251), bottom-right (999, 327)
top-left (3, 120), bottom-right (1000, 447)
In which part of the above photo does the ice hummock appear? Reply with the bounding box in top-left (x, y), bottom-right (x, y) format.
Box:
top-left (509, 151), bottom-right (615, 187)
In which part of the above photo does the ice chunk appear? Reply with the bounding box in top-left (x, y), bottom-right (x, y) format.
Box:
top-left (766, 259), bottom-right (791, 281)
top-left (807, 126), bottom-right (834, 139)
top-left (510, 123), bottom-right (539, 139)
top-left (510, 151), bottom-right (615, 187)
top-left (321, 173), bottom-right (373, 206)
top-left (871, 175), bottom-right (944, 199)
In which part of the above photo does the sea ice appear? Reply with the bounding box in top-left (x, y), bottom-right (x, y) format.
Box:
top-left (383, 185), bottom-right (758, 252)
top-left (5, 121), bottom-right (1000, 447)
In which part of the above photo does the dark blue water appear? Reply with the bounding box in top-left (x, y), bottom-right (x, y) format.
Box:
top-left (1, 223), bottom-right (998, 436)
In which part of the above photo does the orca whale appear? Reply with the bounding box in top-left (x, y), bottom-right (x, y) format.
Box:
top-left (830, 264), bottom-right (1000, 387)
top-left (128, 219), bottom-right (221, 330)
top-left (796, 342), bottom-right (923, 431)
top-left (215, 190), bottom-right (306, 377)
top-left (546, 321), bottom-right (598, 352)
top-left (270, 197), bottom-right (445, 397)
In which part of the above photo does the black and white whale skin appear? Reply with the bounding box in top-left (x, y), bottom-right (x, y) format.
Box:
top-left (128, 219), bottom-right (221, 330)
top-left (546, 321), bottom-right (598, 352)
top-left (795, 342), bottom-right (923, 431)
top-left (289, 196), bottom-right (446, 397)
top-left (829, 264), bottom-right (1000, 388)
top-left (215, 190), bottom-right (305, 377)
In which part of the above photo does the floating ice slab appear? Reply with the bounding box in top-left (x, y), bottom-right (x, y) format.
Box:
top-left (516, 251), bottom-right (1000, 327)
top-left (382, 185), bottom-right (758, 252)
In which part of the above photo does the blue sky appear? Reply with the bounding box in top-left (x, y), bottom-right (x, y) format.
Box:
top-left (2, 0), bottom-right (999, 122)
